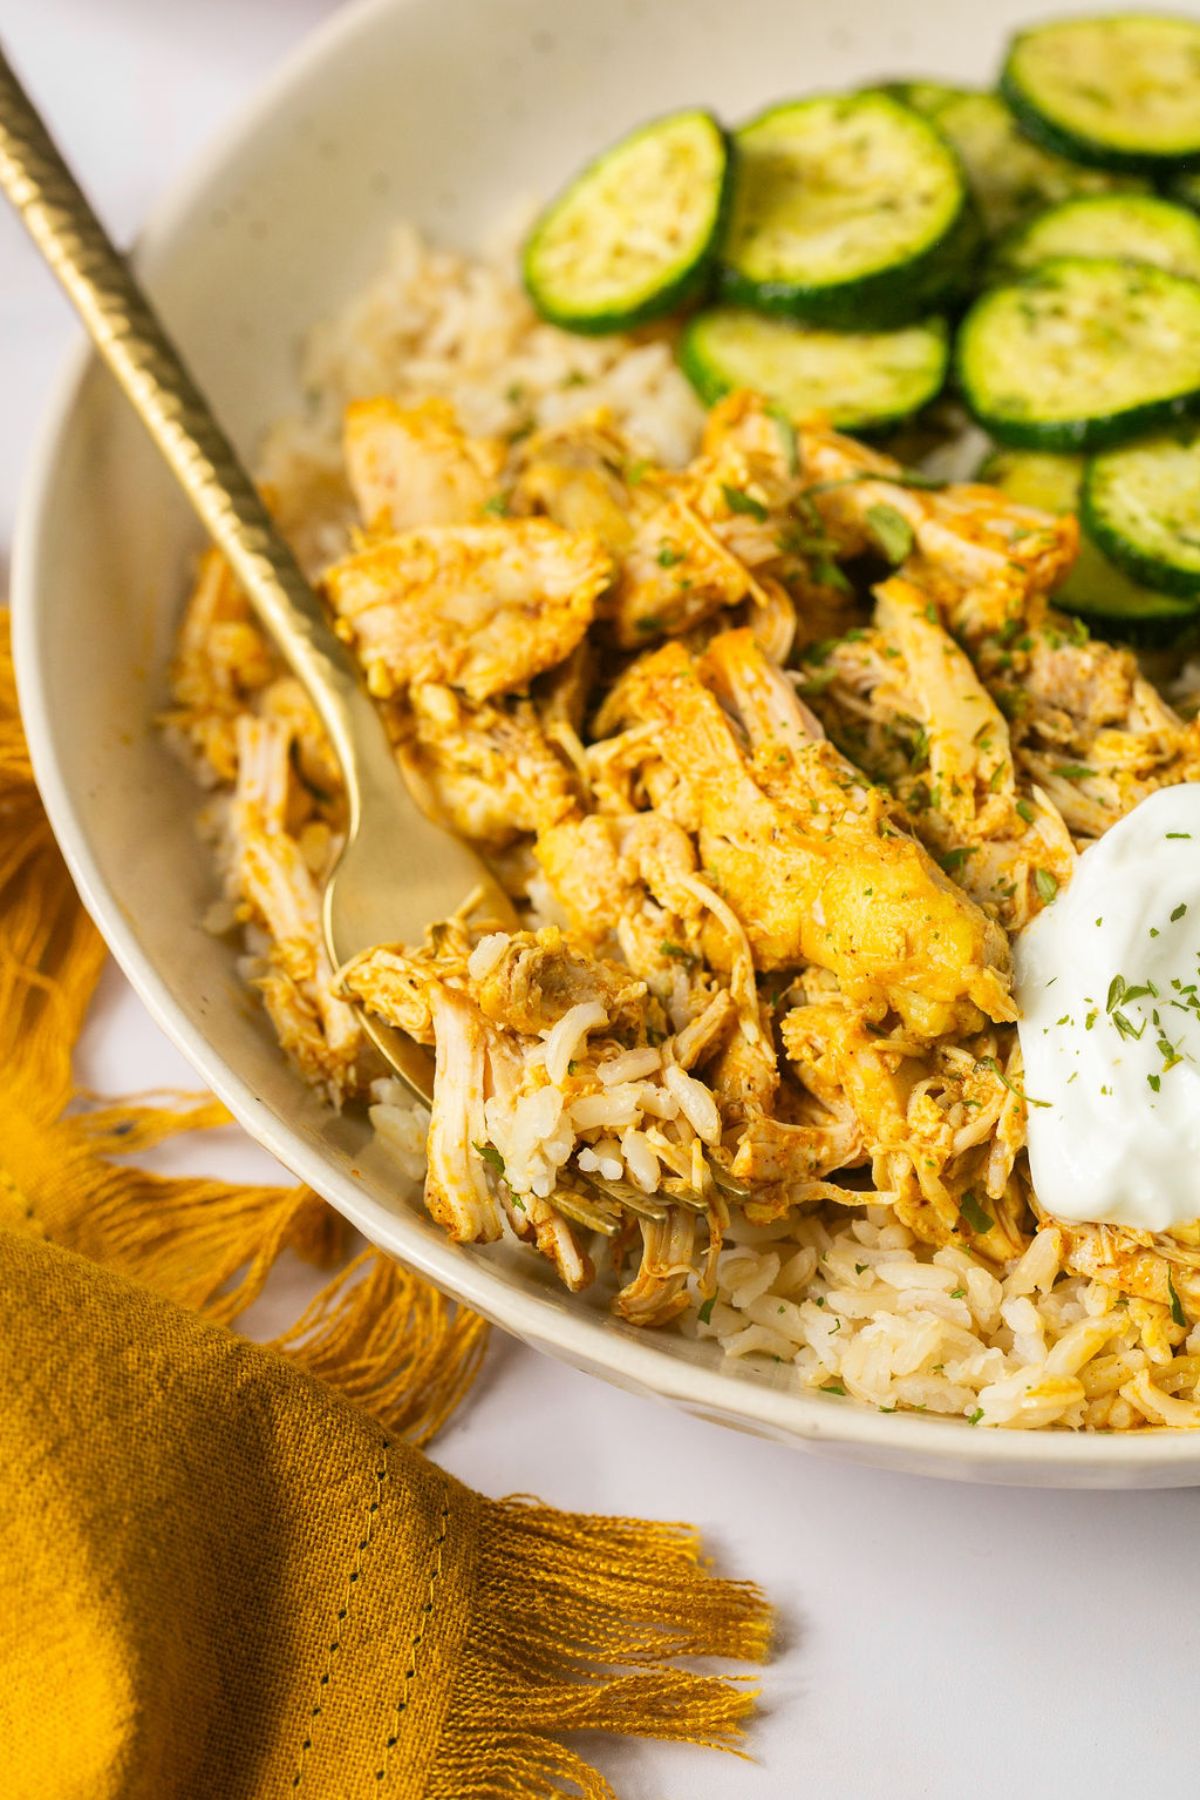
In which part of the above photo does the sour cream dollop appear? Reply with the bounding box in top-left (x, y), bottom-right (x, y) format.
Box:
top-left (1016, 785), bottom-right (1200, 1233)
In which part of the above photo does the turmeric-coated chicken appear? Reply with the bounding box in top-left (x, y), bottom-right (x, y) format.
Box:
top-left (344, 395), bottom-right (505, 532)
top-left (323, 518), bottom-right (614, 702)
top-left (598, 629), bottom-right (1015, 1039)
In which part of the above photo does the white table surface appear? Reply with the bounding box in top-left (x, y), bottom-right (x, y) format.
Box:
top-left (4, 3), bottom-right (1198, 1794)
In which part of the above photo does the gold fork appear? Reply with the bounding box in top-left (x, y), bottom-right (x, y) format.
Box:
top-left (0, 48), bottom-right (519, 1104)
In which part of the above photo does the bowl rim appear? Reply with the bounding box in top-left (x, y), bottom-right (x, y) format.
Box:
top-left (12, 0), bottom-right (1200, 1480)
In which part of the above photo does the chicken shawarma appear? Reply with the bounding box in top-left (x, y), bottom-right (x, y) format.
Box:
top-left (166, 224), bottom-right (1200, 1431)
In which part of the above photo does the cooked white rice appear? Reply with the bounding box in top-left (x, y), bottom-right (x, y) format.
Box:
top-left (252, 218), bottom-right (1199, 1433)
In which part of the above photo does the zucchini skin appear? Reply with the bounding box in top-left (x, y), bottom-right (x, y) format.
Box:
top-left (679, 309), bottom-right (949, 432)
top-left (1001, 19), bottom-right (1200, 177)
top-left (956, 260), bottom-right (1200, 453)
top-left (1082, 445), bottom-right (1200, 598)
top-left (718, 93), bottom-right (974, 330)
top-left (991, 194), bottom-right (1200, 284)
top-left (522, 111), bottom-right (734, 335)
top-left (981, 447), bottom-right (1200, 642)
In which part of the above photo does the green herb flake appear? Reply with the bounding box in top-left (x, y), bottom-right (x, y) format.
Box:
top-left (698, 1296), bottom-right (716, 1326)
top-left (1148, 1072), bottom-right (1162, 1093)
top-left (1169, 1273), bottom-right (1187, 1329)
top-left (820, 1380), bottom-right (847, 1396)
top-left (721, 483), bottom-right (768, 522)
top-left (1167, 832), bottom-right (1192, 840)
top-left (767, 403), bottom-right (799, 474)
top-left (656, 542), bottom-right (684, 568)
top-left (1034, 868), bottom-right (1059, 905)
top-left (967, 1408), bottom-right (984, 1426)
top-left (950, 1286), bottom-right (967, 1299)
top-left (1056, 764), bottom-right (1095, 781)
top-left (482, 491), bottom-right (510, 517)
top-left (473, 1141), bottom-right (505, 1175)
top-left (958, 1190), bottom-right (994, 1236)
top-left (865, 502), bottom-right (916, 565)
top-left (660, 939), bottom-right (697, 965)
top-left (626, 457), bottom-right (651, 485)
top-left (1016, 798), bottom-right (1036, 825)
top-left (1172, 903), bottom-right (1188, 923)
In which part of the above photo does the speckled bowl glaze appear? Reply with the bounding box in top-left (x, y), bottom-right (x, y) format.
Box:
top-left (14, 0), bottom-right (1196, 1485)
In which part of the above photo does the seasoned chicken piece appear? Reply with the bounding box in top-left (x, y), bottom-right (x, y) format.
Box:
top-left (615, 1208), bottom-right (698, 1328)
top-left (424, 985), bottom-right (504, 1244)
top-left (782, 1001), bottom-right (1028, 1258)
top-left (344, 396), bottom-right (504, 532)
top-left (978, 619), bottom-right (1200, 840)
top-left (324, 518), bottom-right (613, 702)
top-left (400, 683), bottom-right (578, 847)
top-left (472, 926), bottom-right (648, 1035)
top-left (603, 631), bottom-right (1014, 1039)
top-left (165, 549), bottom-right (277, 783)
top-left (802, 577), bottom-right (1077, 926)
top-left (257, 675), bottom-right (343, 809)
top-left (790, 421), bottom-right (1076, 639)
top-left (230, 716), bottom-right (363, 1102)
top-left (508, 412), bottom-right (645, 553)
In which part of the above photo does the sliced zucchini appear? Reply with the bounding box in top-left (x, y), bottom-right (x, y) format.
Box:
top-left (719, 92), bottom-right (970, 329)
top-left (981, 447), bottom-right (1199, 639)
top-left (956, 258), bottom-right (1200, 452)
top-left (1169, 169), bottom-right (1200, 216)
top-left (523, 110), bottom-right (731, 333)
top-left (1002, 15), bottom-right (1200, 175)
top-left (890, 84), bottom-right (1145, 237)
top-left (679, 308), bottom-right (948, 432)
top-left (994, 194), bottom-right (1200, 283)
top-left (1084, 431), bottom-right (1200, 596)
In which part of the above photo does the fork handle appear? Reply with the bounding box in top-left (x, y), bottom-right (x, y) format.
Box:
top-left (0, 44), bottom-right (380, 814)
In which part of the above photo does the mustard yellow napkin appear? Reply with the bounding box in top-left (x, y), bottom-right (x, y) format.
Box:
top-left (0, 612), bottom-right (768, 1798)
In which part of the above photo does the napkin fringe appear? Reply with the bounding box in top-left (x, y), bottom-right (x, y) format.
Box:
top-left (426, 1499), bottom-right (771, 1799)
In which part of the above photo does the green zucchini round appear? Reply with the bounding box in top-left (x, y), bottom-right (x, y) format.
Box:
top-left (957, 258), bottom-right (1200, 452)
top-left (888, 83), bottom-right (1147, 239)
top-left (994, 194), bottom-right (1200, 283)
top-left (679, 307), bottom-right (949, 432)
top-left (1001, 15), bottom-right (1200, 175)
top-left (981, 446), bottom-right (1200, 640)
top-left (719, 92), bottom-right (971, 329)
top-left (523, 109), bottom-right (732, 334)
top-left (1083, 431), bottom-right (1200, 597)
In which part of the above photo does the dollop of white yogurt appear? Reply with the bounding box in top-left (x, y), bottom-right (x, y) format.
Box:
top-left (1015, 784), bottom-right (1200, 1233)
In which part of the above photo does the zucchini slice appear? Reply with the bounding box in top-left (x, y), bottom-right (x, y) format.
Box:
top-left (719, 92), bottom-right (970, 328)
top-left (995, 194), bottom-right (1200, 283)
top-left (1084, 431), bottom-right (1200, 596)
top-left (523, 110), bottom-right (731, 333)
top-left (981, 447), bottom-right (1199, 638)
top-left (957, 258), bottom-right (1200, 452)
top-left (890, 83), bottom-right (1145, 238)
top-left (679, 307), bottom-right (949, 432)
top-left (1001, 15), bottom-right (1200, 175)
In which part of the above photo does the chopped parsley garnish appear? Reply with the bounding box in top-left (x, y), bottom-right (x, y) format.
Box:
top-left (767, 403), bottom-right (799, 474)
top-left (482, 491), bottom-right (510, 516)
top-left (855, 1263), bottom-right (868, 1275)
top-left (1034, 868), bottom-right (1059, 905)
top-left (626, 457), bottom-right (651, 485)
top-left (1106, 974), bottom-right (1126, 1013)
top-left (721, 483), bottom-right (768, 522)
top-left (1167, 832), bottom-right (1192, 840)
top-left (473, 1141), bottom-right (505, 1175)
top-left (950, 1286), bottom-right (967, 1300)
top-left (958, 1190), bottom-right (994, 1236)
top-left (1169, 1274), bottom-right (1187, 1329)
top-left (656, 542), bottom-right (684, 568)
top-left (980, 1055), bottom-right (1050, 1108)
top-left (1148, 1073), bottom-right (1162, 1093)
top-left (660, 939), bottom-right (698, 965)
top-left (821, 1380), bottom-right (847, 1396)
top-left (698, 1296), bottom-right (716, 1325)
top-left (1056, 764), bottom-right (1094, 781)
top-left (967, 1408), bottom-right (984, 1426)
top-left (1172, 903), bottom-right (1188, 923)
top-left (1016, 798), bottom-right (1036, 825)
top-left (864, 502), bottom-right (915, 565)
top-left (941, 846), bottom-right (978, 874)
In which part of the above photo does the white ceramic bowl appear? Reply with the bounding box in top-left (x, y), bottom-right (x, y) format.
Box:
top-left (14, 0), bottom-right (1198, 1486)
